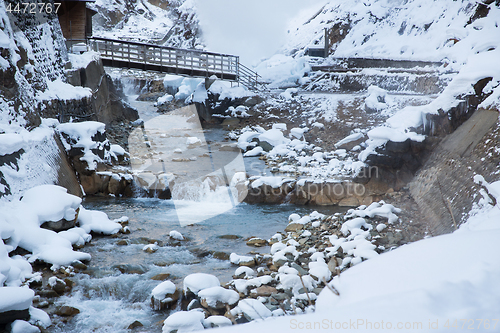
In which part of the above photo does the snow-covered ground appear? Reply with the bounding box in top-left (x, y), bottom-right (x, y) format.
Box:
top-left (2, 0), bottom-right (500, 331)
top-left (206, 177), bottom-right (500, 332)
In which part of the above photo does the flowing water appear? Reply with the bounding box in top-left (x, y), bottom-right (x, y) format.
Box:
top-left (48, 197), bottom-right (343, 333)
top-left (47, 95), bottom-right (344, 332)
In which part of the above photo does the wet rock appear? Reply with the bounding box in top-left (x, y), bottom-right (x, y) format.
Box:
top-left (213, 251), bottom-right (230, 260)
top-left (143, 243), bottom-right (159, 253)
top-left (290, 263), bottom-right (308, 276)
top-left (135, 237), bottom-right (163, 246)
top-left (199, 287), bottom-right (239, 314)
top-left (187, 299), bottom-right (202, 311)
top-left (265, 304), bottom-right (279, 312)
top-left (238, 258), bottom-right (256, 267)
top-left (338, 197), bottom-right (360, 207)
top-left (36, 290), bottom-right (59, 298)
top-left (285, 223), bottom-right (304, 232)
top-left (246, 238), bottom-right (268, 247)
top-left (218, 235), bottom-right (242, 240)
top-left (116, 240), bottom-right (129, 246)
top-left (0, 309), bottom-right (30, 324)
top-left (253, 286), bottom-right (277, 297)
top-left (312, 287), bottom-right (324, 295)
top-left (150, 273), bottom-right (171, 281)
top-left (151, 282), bottom-right (180, 311)
top-left (56, 306), bottom-right (80, 317)
top-left (37, 301), bottom-right (50, 308)
top-left (41, 218), bottom-right (76, 232)
top-left (327, 257), bottom-right (339, 274)
top-left (191, 248), bottom-right (213, 258)
top-left (128, 320), bottom-right (144, 329)
top-left (71, 260), bottom-right (88, 270)
top-left (112, 264), bottom-right (148, 274)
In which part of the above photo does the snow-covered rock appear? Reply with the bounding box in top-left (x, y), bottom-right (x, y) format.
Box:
top-left (198, 286), bottom-right (239, 309)
top-left (162, 309), bottom-right (205, 333)
top-left (169, 230), bottom-right (184, 241)
top-left (231, 298), bottom-right (272, 321)
top-left (151, 281), bottom-right (179, 311)
top-left (183, 273), bottom-right (220, 295)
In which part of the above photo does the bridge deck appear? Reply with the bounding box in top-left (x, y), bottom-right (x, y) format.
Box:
top-left (90, 37), bottom-right (239, 81)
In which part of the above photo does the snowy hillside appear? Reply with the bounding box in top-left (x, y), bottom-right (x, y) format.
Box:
top-left (90, 0), bottom-right (204, 49)
top-left (284, 0), bottom-right (498, 66)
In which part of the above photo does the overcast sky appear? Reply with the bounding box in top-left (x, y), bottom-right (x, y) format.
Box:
top-left (194, 0), bottom-right (328, 66)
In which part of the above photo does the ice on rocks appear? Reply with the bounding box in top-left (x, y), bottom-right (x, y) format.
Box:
top-left (258, 128), bottom-right (290, 147)
top-left (364, 86), bottom-right (388, 112)
top-left (272, 245), bottom-right (299, 264)
top-left (57, 121), bottom-right (107, 171)
top-left (289, 127), bottom-right (307, 139)
top-left (335, 132), bottom-right (365, 148)
top-left (143, 243), bottom-right (159, 253)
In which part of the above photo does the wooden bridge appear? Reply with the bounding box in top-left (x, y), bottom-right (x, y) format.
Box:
top-left (89, 37), bottom-right (264, 90)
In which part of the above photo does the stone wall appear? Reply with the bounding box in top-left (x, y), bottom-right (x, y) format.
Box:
top-left (409, 108), bottom-right (499, 236)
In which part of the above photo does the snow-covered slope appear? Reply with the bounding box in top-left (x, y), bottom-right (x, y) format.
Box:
top-left (285, 0), bottom-right (497, 66)
top-left (90, 0), bottom-right (204, 49)
top-left (209, 176), bottom-right (500, 332)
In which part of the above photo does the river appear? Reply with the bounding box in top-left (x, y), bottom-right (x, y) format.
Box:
top-left (47, 97), bottom-right (344, 333)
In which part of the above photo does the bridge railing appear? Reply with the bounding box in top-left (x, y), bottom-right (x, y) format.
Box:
top-left (89, 37), bottom-right (238, 77)
top-left (89, 37), bottom-right (264, 91)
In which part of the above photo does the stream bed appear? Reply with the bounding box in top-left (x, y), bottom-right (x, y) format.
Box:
top-left (48, 198), bottom-right (344, 333)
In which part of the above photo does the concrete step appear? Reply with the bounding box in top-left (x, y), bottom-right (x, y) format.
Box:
top-left (305, 70), bottom-right (456, 94)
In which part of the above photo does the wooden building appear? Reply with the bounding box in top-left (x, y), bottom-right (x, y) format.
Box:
top-left (57, 0), bottom-right (96, 44)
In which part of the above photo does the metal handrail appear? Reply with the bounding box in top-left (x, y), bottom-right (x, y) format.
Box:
top-left (88, 37), bottom-right (265, 91)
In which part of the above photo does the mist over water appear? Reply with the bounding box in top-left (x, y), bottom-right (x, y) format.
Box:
top-left (195, 0), bottom-right (328, 66)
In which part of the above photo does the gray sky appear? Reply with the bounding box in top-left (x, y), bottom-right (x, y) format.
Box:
top-left (195, 0), bottom-right (328, 66)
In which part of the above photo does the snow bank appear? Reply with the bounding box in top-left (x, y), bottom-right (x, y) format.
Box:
top-left (0, 133), bottom-right (25, 156)
top-left (0, 287), bottom-right (34, 312)
top-left (68, 51), bottom-right (100, 69)
top-left (38, 79), bottom-right (92, 101)
top-left (0, 184), bottom-right (127, 327)
top-left (20, 185), bottom-right (81, 225)
top-left (210, 177), bottom-right (500, 333)
top-left (77, 207), bottom-right (122, 235)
